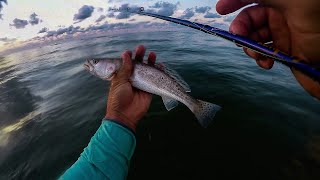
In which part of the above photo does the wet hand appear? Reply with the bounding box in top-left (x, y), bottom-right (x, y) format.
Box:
top-left (105, 45), bottom-right (156, 131)
top-left (216, 0), bottom-right (320, 99)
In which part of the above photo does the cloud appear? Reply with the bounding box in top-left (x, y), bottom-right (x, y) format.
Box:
top-left (149, 1), bottom-right (178, 16)
top-left (38, 27), bottom-right (48, 33)
top-left (204, 12), bottom-right (221, 18)
top-left (45, 25), bottom-right (81, 37)
top-left (107, 12), bottom-right (115, 18)
top-left (108, 0), bottom-right (125, 3)
top-left (85, 23), bottom-right (109, 32)
top-left (0, 0), bottom-right (7, 20)
top-left (116, 12), bottom-right (130, 19)
top-left (0, 0), bottom-right (7, 11)
top-left (36, 20), bottom-right (176, 42)
top-left (73, 5), bottom-right (94, 22)
top-left (10, 18), bottom-right (28, 29)
top-left (84, 22), bottom-right (148, 32)
top-left (115, 4), bottom-right (138, 19)
top-left (29, 13), bottom-right (40, 25)
top-left (85, 21), bottom-right (168, 32)
top-left (95, 15), bottom-right (106, 23)
top-left (179, 8), bottom-right (194, 19)
top-left (224, 15), bottom-right (235, 22)
top-left (144, 8), bottom-right (156, 14)
top-left (97, 7), bottom-right (104, 12)
top-left (195, 6), bottom-right (211, 13)
top-left (0, 37), bottom-right (16, 42)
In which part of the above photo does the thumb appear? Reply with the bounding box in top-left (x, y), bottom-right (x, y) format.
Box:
top-left (116, 51), bottom-right (133, 82)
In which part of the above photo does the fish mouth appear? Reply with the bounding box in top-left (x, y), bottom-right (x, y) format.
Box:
top-left (83, 60), bottom-right (92, 71)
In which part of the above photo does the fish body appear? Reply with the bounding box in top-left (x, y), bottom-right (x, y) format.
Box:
top-left (132, 62), bottom-right (195, 108)
top-left (84, 58), bottom-right (221, 127)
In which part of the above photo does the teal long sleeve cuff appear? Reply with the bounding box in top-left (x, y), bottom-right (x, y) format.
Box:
top-left (60, 119), bottom-right (136, 180)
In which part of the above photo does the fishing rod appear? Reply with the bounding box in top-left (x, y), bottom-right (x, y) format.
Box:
top-left (133, 10), bottom-right (320, 82)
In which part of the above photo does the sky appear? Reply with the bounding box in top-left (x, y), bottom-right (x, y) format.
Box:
top-left (0, 0), bottom-right (235, 51)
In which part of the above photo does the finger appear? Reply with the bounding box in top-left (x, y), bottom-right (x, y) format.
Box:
top-left (229, 5), bottom-right (274, 69)
top-left (116, 51), bottom-right (133, 82)
top-left (244, 26), bottom-right (274, 69)
top-left (126, 50), bottom-right (132, 59)
top-left (229, 5), bottom-right (268, 36)
top-left (135, 45), bottom-right (146, 62)
top-left (248, 26), bottom-right (271, 42)
top-left (147, 51), bottom-right (156, 65)
top-left (216, 0), bottom-right (259, 15)
top-left (243, 48), bottom-right (274, 69)
top-left (257, 58), bottom-right (274, 69)
top-left (235, 25), bottom-right (271, 47)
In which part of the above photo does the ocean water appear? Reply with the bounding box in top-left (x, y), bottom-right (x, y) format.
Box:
top-left (0, 30), bottom-right (319, 179)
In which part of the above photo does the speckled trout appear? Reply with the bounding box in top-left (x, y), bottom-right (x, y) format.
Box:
top-left (84, 58), bottom-right (221, 127)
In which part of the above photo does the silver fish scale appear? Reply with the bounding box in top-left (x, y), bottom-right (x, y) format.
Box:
top-left (130, 62), bottom-right (197, 109)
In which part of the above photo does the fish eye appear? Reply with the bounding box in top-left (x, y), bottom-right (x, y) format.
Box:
top-left (93, 59), bottom-right (99, 64)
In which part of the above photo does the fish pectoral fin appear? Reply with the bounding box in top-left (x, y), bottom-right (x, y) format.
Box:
top-left (162, 96), bottom-right (179, 111)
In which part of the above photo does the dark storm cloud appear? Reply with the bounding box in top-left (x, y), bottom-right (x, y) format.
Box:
top-left (0, 37), bottom-right (16, 42)
top-left (195, 6), bottom-right (211, 13)
top-left (10, 18), bottom-right (28, 29)
top-left (73, 5), bottom-right (94, 22)
top-left (95, 15), bottom-right (106, 23)
top-left (29, 13), bottom-right (40, 25)
top-left (179, 8), bottom-right (194, 19)
top-left (204, 12), bottom-right (221, 18)
top-left (38, 27), bottom-right (48, 33)
top-left (149, 1), bottom-right (178, 16)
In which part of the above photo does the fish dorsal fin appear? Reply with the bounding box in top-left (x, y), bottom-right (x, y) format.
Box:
top-left (154, 63), bottom-right (191, 92)
top-left (162, 96), bottom-right (179, 111)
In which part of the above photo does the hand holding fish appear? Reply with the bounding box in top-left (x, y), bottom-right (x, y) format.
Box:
top-left (105, 45), bottom-right (156, 131)
top-left (84, 45), bottom-right (221, 128)
top-left (216, 0), bottom-right (320, 99)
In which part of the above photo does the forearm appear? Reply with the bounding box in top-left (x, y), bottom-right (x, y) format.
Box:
top-left (60, 119), bottom-right (136, 180)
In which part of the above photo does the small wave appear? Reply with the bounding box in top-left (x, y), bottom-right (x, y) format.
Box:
top-left (48, 50), bottom-right (60, 54)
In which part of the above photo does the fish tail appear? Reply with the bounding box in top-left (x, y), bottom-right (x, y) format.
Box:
top-left (193, 100), bottom-right (221, 128)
